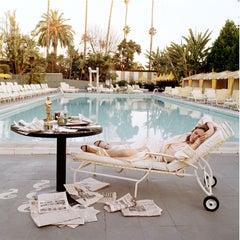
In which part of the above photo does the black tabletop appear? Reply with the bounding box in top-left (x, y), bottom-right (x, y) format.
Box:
top-left (11, 124), bottom-right (103, 139)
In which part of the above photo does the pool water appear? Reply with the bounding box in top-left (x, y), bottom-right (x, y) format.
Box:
top-left (0, 94), bottom-right (239, 143)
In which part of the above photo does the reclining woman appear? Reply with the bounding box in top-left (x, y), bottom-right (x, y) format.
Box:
top-left (80, 115), bottom-right (216, 163)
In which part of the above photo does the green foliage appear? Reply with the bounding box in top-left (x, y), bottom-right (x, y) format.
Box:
top-left (206, 20), bottom-right (239, 72)
top-left (167, 29), bottom-right (211, 79)
top-left (85, 52), bottom-right (112, 81)
top-left (155, 80), bottom-right (180, 89)
top-left (147, 28), bottom-right (212, 82)
top-left (113, 39), bottom-right (141, 70)
top-left (1, 11), bottom-right (46, 81)
top-left (116, 80), bottom-right (127, 86)
top-left (182, 29), bottom-right (212, 74)
top-left (0, 64), bottom-right (10, 73)
top-left (106, 72), bottom-right (118, 81)
top-left (24, 72), bottom-right (45, 84)
top-left (31, 9), bottom-right (75, 72)
top-left (145, 47), bottom-right (171, 74)
top-left (32, 10), bottom-right (75, 55)
top-left (4, 33), bottom-right (46, 78)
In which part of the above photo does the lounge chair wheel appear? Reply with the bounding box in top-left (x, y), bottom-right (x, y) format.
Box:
top-left (203, 196), bottom-right (219, 212)
top-left (204, 175), bottom-right (217, 188)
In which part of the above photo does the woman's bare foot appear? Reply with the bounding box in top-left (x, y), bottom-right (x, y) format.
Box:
top-left (80, 144), bottom-right (109, 156)
top-left (94, 140), bottom-right (110, 149)
top-left (80, 145), bottom-right (98, 154)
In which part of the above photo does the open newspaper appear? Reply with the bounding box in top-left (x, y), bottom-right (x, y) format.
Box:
top-left (121, 199), bottom-right (163, 217)
top-left (77, 177), bottom-right (110, 191)
top-left (104, 193), bottom-right (136, 213)
top-left (38, 192), bottom-right (69, 213)
top-left (64, 183), bottom-right (103, 208)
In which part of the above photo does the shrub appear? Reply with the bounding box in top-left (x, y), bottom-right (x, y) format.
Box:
top-left (0, 64), bottom-right (10, 73)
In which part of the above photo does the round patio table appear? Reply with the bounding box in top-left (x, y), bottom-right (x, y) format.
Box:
top-left (11, 123), bottom-right (102, 192)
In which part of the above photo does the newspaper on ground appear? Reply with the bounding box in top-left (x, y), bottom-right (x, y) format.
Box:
top-left (121, 199), bottom-right (163, 217)
top-left (56, 206), bottom-right (101, 228)
top-left (55, 205), bottom-right (85, 228)
top-left (72, 205), bottom-right (101, 223)
top-left (64, 183), bottom-right (103, 208)
top-left (56, 217), bottom-right (84, 229)
top-left (29, 200), bottom-right (81, 227)
top-left (77, 177), bottom-right (110, 191)
top-left (104, 193), bottom-right (136, 213)
top-left (37, 192), bottom-right (70, 213)
top-left (29, 191), bottom-right (101, 228)
top-left (97, 191), bottom-right (117, 203)
top-left (54, 206), bottom-right (85, 228)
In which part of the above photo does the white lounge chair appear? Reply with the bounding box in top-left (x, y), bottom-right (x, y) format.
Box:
top-left (215, 89), bottom-right (230, 106)
top-left (205, 88), bottom-right (217, 105)
top-left (188, 89), bottom-right (206, 102)
top-left (87, 83), bottom-right (98, 92)
top-left (0, 84), bottom-right (11, 102)
top-left (223, 90), bottom-right (239, 110)
top-left (126, 84), bottom-right (143, 93)
top-left (70, 121), bottom-right (234, 211)
top-left (133, 84), bottom-right (149, 92)
top-left (97, 84), bottom-right (114, 93)
top-left (162, 86), bottom-right (172, 95)
top-left (41, 83), bottom-right (58, 94)
top-left (110, 84), bottom-right (118, 92)
top-left (170, 87), bottom-right (181, 98)
top-left (60, 82), bottom-right (79, 93)
top-left (180, 87), bottom-right (192, 99)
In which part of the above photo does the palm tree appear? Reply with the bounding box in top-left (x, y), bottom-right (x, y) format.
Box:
top-left (148, 0), bottom-right (156, 70)
top-left (83, 0), bottom-right (88, 60)
top-left (123, 0), bottom-right (130, 39)
top-left (105, 0), bottom-right (114, 55)
top-left (166, 29), bottom-right (211, 79)
top-left (46, 0), bottom-right (50, 56)
top-left (113, 39), bottom-right (141, 70)
top-left (32, 9), bottom-right (75, 57)
top-left (182, 29), bottom-right (211, 75)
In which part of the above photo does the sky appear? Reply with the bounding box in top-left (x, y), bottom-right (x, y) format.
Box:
top-left (1, 0), bottom-right (239, 65)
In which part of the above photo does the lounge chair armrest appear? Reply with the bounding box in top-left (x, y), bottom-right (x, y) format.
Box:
top-left (146, 152), bottom-right (198, 168)
top-left (145, 152), bottom-right (175, 159)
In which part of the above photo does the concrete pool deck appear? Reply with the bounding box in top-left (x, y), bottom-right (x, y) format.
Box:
top-left (0, 153), bottom-right (238, 240)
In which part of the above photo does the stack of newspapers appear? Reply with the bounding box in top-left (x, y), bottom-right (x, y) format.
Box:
top-left (29, 192), bottom-right (100, 228)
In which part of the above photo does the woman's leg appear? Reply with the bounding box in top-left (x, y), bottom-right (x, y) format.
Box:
top-left (81, 145), bottom-right (106, 155)
top-left (81, 143), bottom-right (148, 158)
top-left (105, 144), bottom-right (149, 158)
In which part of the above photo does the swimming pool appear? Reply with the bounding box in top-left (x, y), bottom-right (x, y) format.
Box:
top-left (0, 94), bottom-right (239, 143)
